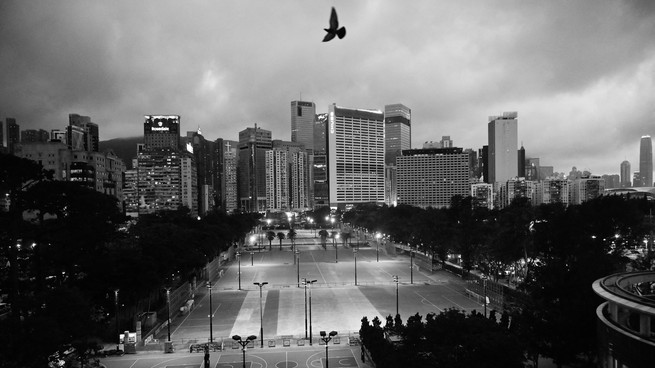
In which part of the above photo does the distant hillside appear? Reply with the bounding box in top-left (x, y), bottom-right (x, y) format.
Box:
top-left (99, 137), bottom-right (142, 169)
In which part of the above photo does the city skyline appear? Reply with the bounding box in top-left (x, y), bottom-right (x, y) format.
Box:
top-left (1, 1), bottom-right (655, 175)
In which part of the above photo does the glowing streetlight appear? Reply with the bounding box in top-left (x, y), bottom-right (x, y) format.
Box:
top-left (375, 233), bottom-right (381, 262)
top-left (303, 279), bottom-right (318, 345)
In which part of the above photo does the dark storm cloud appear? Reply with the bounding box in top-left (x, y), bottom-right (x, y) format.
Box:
top-left (1, 0), bottom-right (654, 175)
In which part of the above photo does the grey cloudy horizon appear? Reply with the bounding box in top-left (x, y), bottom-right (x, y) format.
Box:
top-left (1, 0), bottom-right (655, 176)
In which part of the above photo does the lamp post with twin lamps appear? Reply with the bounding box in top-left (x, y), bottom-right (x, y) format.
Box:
top-left (302, 278), bottom-right (317, 345)
top-left (232, 335), bottom-right (257, 368)
top-left (320, 331), bottom-right (339, 368)
top-left (253, 282), bottom-right (268, 348)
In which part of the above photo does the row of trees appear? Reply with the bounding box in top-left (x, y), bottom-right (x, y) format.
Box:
top-left (349, 196), bottom-right (655, 367)
top-left (0, 154), bottom-right (259, 367)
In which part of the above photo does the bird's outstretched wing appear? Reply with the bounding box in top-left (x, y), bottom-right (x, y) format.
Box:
top-left (337, 27), bottom-right (346, 39)
top-left (329, 7), bottom-right (339, 30)
top-left (323, 32), bottom-right (336, 42)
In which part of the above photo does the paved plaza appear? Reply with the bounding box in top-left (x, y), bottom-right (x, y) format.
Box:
top-left (101, 230), bottom-right (483, 368)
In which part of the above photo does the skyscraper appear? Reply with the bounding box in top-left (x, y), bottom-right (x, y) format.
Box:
top-left (384, 104), bottom-right (411, 165)
top-left (291, 101), bottom-right (316, 151)
top-left (2, 118), bottom-right (20, 154)
top-left (620, 160), bottom-right (631, 188)
top-left (518, 145), bottom-right (526, 178)
top-left (639, 136), bottom-right (652, 187)
top-left (68, 114), bottom-right (99, 152)
top-left (488, 112), bottom-right (518, 184)
top-left (313, 113), bottom-right (329, 207)
top-left (238, 126), bottom-right (272, 212)
top-left (328, 104), bottom-right (384, 208)
top-left (144, 115), bottom-right (180, 150)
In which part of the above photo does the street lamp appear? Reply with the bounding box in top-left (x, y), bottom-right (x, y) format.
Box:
top-left (207, 282), bottom-right (213, 342)
top-left (232, 335), bottom-right (257, 368)
top-left (309, 218), bottom-right (315, 237)
top-left (375, 233), bottom-right (381, 262)
top-left (253, 282), bottom-right (268, 348)
top-left (330, 218), bottom-right (335, 228)
top-left (353, 248), bottom-right (358, 286)
top-left (483, 277), bottom-right (488, 317)
top-left (410, 248), bottom-right (414, 284)
top-left (236, 251), bottom-right (242, 290)
top-left (320, 331), bottom-right (338, 368)
top-left (392, 275), bottom-right (399, 316)
top-left (303, 279), bottom-right (317, 345)
top-left (335, 234), bottom-right (339, 263)
top-left (165, 287), bottom-right (171, 342)
top-left (250, 251), bottom-right (254, 266)
top-left (114, 289), bottom-right (120, 350)
top-left (295, 250), bottom-right (301, 287)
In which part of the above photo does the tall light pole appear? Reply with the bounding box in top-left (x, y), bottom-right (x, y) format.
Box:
top-left (335, 234), bottom-right (340, 263)
top-left (353, 248), bottom-right (358, 286)
top-left (236, 251), bottom-right (242, 290)
top-left (165, 287), bottom-right (171, 342)
top-left (305, 279), bottom-right (317, 345)
top-left (232, 335), bottom-right (257, 368)
top-left (483, 277), bottom-right (488, 317)
top-left (320, 331), bottom-right (338, 368)
top-left (207, 282), bottom-right (213, 342)
top-left (295, 250), bottom-right (301, 287)
top-left (410, 248), bottom-right (414, 284)
top-left (253, 282), bottom-right (268, 348)
top-left (375, 233), bottom-right (381, 262)
top-left (250, 251), bottom-right (254, 266)
top-left (392, 275), bottom-right (399, 316)
top-left (302, 278), bottom-right (308, 338)
top-left (114, 289), bottom-right (120, 350)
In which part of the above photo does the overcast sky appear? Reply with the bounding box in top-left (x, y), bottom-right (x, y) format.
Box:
top-left (2, 0), bottom-right (655, 175)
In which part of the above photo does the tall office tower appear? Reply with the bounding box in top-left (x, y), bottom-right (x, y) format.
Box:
top-left (265, 149), bottom-right (289, 210)
top-left (291, 101), bottom-right (316, 151)
top-left (518, 145), bottom-right (526, 177)
top-left (221, 140), bottom-right (238, 212)
top-left (464, 149), bottom-right (478, 179)
top-left (313, 113), bottom-right (329, 207)
top-left (384, 104), bottom-right (411, 206)
top-left (68, 114), bottom-right (99, 152)
top-left (471, 183), bottom-right (494, 209)
top-left (21, 129), bottom-right (49, 143)
top-left (620, 160), bottom-right (631, 187)
top-left (238, 126), bottom-right (272, 212)
top-left (525, 157), bottom-right (540, 181)
top-left (186, 129), bottom-right (217, 215)
top-left (144, 115), bottom-right (180, 149)
top-left (272, 140), bottom-right (309, 210)
top-left (180, 153), bottom-right (198, 215)
top-left (639, 136), bottom-right (653, 187)
top-left (397, 147), bottom-right (470, 208)
top-left (384, 103), bottom-right (411, 165)
top-left (488, 112), bottom-right (518, 184)
top-left (328, 104), bottom-right (385, 208)
top-left (1, 118), bottom-right (20, 154)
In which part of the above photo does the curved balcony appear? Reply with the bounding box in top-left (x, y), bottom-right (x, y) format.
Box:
top-left (592, 272), bottom-right (655, 367)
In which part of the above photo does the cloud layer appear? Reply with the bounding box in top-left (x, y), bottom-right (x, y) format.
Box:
top-left (1, 0), bottom-right (655, 175)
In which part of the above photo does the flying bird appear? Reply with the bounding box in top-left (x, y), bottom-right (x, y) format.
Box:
top-left (323, 7), bottom-right (346, 42)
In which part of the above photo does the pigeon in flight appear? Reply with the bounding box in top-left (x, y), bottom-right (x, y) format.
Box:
top-left (323, 7), bottom-right (346, 42)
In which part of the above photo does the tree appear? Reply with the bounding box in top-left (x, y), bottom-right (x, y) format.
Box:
top-left (318, 229), bottom-right (329, 249)
top-left (266, 231), bottom-right (276, 250)
top-left (276, 232), bottom-right (285, 250)
top-left (287, 229), bottom-right (297, 250)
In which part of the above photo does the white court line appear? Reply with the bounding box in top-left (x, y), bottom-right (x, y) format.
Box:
top-left (414, 291), bottom-right (443, 312)
top-left (309, 251), bottom-right (328, 284)
top-left (443, 295), bottom-right (467, 310)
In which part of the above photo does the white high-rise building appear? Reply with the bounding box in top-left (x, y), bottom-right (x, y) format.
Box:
top-left (488, 112), bottom-right (518, 184)
top-left (328, 104), bottom-right (385, 208)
